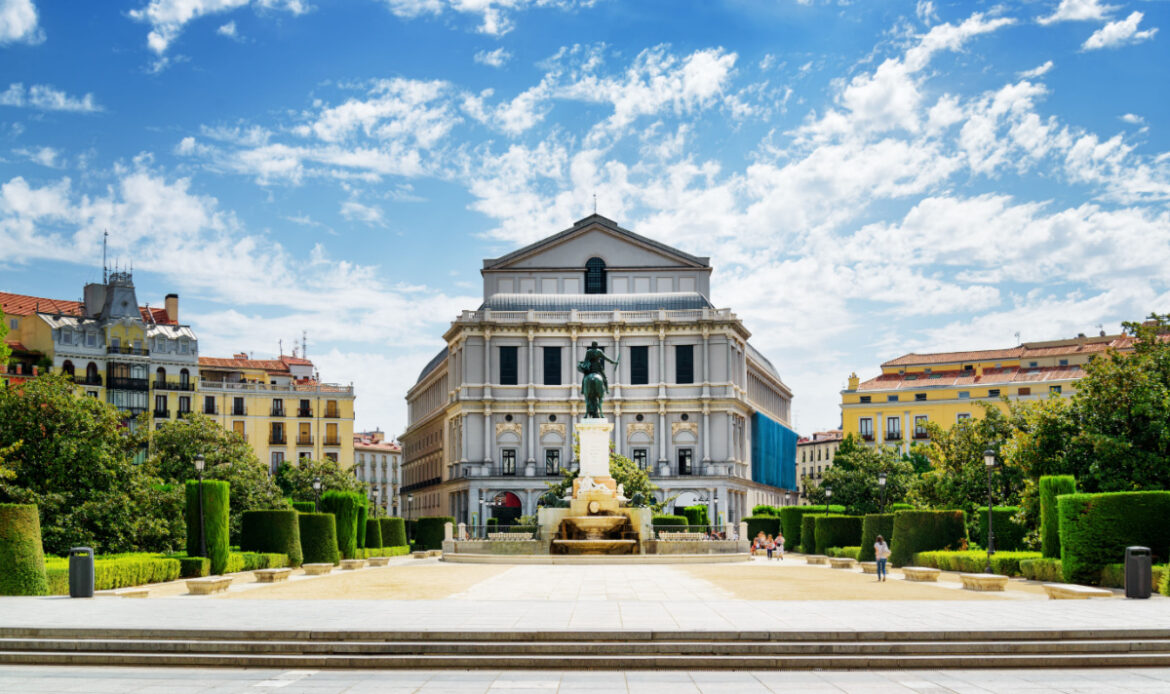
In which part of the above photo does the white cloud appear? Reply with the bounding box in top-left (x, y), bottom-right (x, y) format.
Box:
top-left (1018, 60), bottom-right (1054, 78)
top-left (0, 83), bottom-right (102, 112)
top-left (339, 199), bottom-right (387, 227)
top-left (216, 20), bottom-right (240, 39)
top-left (1037, 0), bottom-right (1118, 25)
top-left (1120, 113), bottom-right (1144, 125)
top-left (474, 47), bottom-right (511, 67)
top-left (0, 0), bottom-right (42, 45)
top-left (916, 0), bottom-right (938, 26)
top-left (1082, 11), bottom-right (1158, 51)
top-left (379, 0), bottom-right (592, 37)
top-left (14, 145), bottom-right (59, 167)
top-left (129, 0), bottom-right (308, 66)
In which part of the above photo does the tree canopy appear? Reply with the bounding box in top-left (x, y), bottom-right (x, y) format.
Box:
top-left (274, 455), bottom-right (365, 502)
top-left (803, 434), bottom-right (914, 514)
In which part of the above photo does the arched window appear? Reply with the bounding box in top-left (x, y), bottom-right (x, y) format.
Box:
top-left (155, 366), bottom-right (166, 387)
top-left (62, 360), bottom-right (75, 376)
top-left (180, 368), bottom-right (190, 387)
top-left (584, 257), bottom-right (606, 294)
top-left (86, 362), bottom-right (99, 383)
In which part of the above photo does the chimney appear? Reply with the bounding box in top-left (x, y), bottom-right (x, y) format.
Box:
top-left (234, 352), bottom-right (249, 360)
top-left (847, 372), bottom-right (859, 391)
top-left (975, 364), bottom-right (984, 379)
top-left (164, 293), bottom-right (179, 323)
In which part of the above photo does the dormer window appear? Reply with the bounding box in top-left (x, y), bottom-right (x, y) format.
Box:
top-left (584, 257), bottom-right (606, 294)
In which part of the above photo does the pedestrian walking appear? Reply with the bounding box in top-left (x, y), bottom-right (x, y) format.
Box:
top-left (874, 535), bottom-right (891, 582)
top-left (765, 534), bottom-right (775, 560)
top-left (776, 532), bottom-right (784, 560)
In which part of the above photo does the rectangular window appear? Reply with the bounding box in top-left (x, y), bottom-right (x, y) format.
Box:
top-left (988, 389), bottom-right (1001, 397)
top-left (298, 422), bottom-right (311, 445)
top-left (633, 449), bottom-right (648, 469)
top-left (914, 415), bottom-right (928, 438)
top-left (859, 395), bottom-right (871, 403)
top-left (957, 413), bottom-right (971, 421)
top-left (886, 416), bottom-right (902, 440)
top-left (271, 422), bottom-right (285, 443)
top-left (887, 395), bottom-right (898, 402)
top-left (958, 391), bottom-right (970, 399)
top-left (87, 332), bottom-right (96, 346)
top-left (325, 400), bottom-right (338, 417)
top-left (1059, 359), bottom-right (1069, 366)
top-left (233, 397), bottom-right (245, 416)
top-left (499, 346), bottom-right (518, 385)
top-left (299, 399), bottom-right (310, 417)
top-left (675, 345), bottom-right (694, 384)
top-left (544, 449), bottom-right (560, 475)
top-left (8, 318), bottom-right (16, 330)
top-left (178, 396), bottom-right (190, 413)
top-left (501, 449), bottom-right (516, 475)
top-left (629, 346), bottom-right (649, 385)
top-left (1050, 385), bottom-right (1062, 394)
top-left (154, 394), bottom-right (167, 413)
top-left (324, 452), bottom-right (338, 463)
top-left (1029, 361), bottom-right (1038, 367)
top-left (60, 330), bottom-right (71, 345)
top-left (233, 421), bottom-right (245, 437)
top-left (326, 423), bottom-right (338, 445)
top-left (270, 451), bottom-right (284, 475)
top-left (272, 398), bottom-right (284, 416)
top-left (542, 347), bottom-right (562, 385)
top-left (498, 278), bottom-right (514, 293)
top-left (678, 448), bottom-right (693, 475)
top-left (1019, 387), bottom-right (1031, 396)
top-left (915, 393), bottom-right (926, 401)
top-left (859, 417), bottom-right (874, 440)
top-left (111, 337), bottom-right (120, 350)
top-left (203, 395), bottom-right (216, 414)
top-left (541, 278), bottom-right (558, 294)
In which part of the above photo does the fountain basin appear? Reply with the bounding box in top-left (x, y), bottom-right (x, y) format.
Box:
top-left (551, 539), bottom-right (637, 555)
top-left (563, 515), bottom-right (626, 540)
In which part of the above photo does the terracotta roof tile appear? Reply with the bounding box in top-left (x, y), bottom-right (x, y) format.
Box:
top-left (198, 356), bottom-right (291, 373)
top-left (857, 365), bottom-right (1086, 391)
top-left (881, 334), bottom-right (1130, 368)
top-left (0, 291), bottom-right (177, 325)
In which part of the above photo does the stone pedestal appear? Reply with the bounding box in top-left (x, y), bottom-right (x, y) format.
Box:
top-left (576, 418), bottom-right (612, 479)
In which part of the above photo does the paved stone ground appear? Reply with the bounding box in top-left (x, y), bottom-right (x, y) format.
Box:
top-left (449, 564), bottom-right (736, 601)
top-left (2, 665), bottom-right (1170, 693)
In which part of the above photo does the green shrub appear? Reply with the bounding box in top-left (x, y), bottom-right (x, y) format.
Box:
top-left (298, 512), bottom-right (340, 565)
top-left (858, 513), bottom-right (894, 562)
top-left (291, 501), bottom-right (315, 513)
top-left (381, 517), bottom-right (407, 547)
top-left (365, 519), bottom-right (383, 549)
top-left (1039, 475), bottom-right (1076, 559)
top-left (1020, 557), bottom-right (1063, 582)
top-left (751, 504), bottom-right (780, 516)
top-left (912, 550), bottom-right (1040, 576)
top-left (240, 510), bottom-right (303, 568)
top-left (1099, 563), bottom-right (1170, 590)
top-left (172, 555), bottom-right (210, 578)
top-left (356, 502), bottom-right (369, 549)
top-left (975, 506), bottom-right (1027, 552)
top-left (800, 514), bottom-right (820, 554)
top-left (0, 503), bottom-right (49, 596)
top-left (826, 546), bottom-right (860, 560)
top-left (652, 515), bottom-right (688, 528)
top-left (1155, 565), bottom-right (1168, 595)
top-left (486, 517), bottom-right (498, 529)
top-left (890, 510), bottom-right (967, 567)
top-left (1057, 491), bottom-right (1170, 585)
top-left (384, 546), bottom-right (410, 557)
top-left (416, 516), bottom-right (454, 550)
top-left (1160, 565), bottom-right (1169, 597)
top-left (745, 516), bottom-right (780, 541)
top-left (319, 491), bottom-right (365, 559)
top-left (888, 503), bottom-right (913, 511)
top-left (682, 505), bottom-right (710, 527)
top-left (185, 480), bottom-right (230, 575)
top-left (815, 515), bottom-right (862, 555)
top-left (44, 553), bottom-right (180, 595)
top-left (779, 506), bottom-right (843, 550)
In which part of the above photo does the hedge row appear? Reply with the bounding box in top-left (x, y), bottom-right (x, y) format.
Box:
top-left (890, 510), bottom-right (967, 567)
top-left (745, 516), bottom-right (780, 541)
top-left (814, 515), bottom-right (862, 555)
top-left (291, 501), bottom-right (316, 513)
top-left (858, 513), bottom-right (894, 562)
top-left (381, 517), bottom-right (408, 547)
top-left (44, 554), bottom-right (180, 595)
top-left (299, 512), bottom-right (340, 565)
top-left (174, 555), bottom-right (210, 578)
top-left (1161, 568), bottom-right (1170, 597)
top-left (975, 506), bottom-right (1027, 552)
top-left (185, 479), bottom-right (230, 575)
top-left (365, 519), bottom-right (383, 549)
top-left (800, 514), bottom-right (821, 554)
top-left (682, 505), bottom-right (709, 527)
top-left (652, 515), bottom-right (688, 528)
top-left (825, 546), bottom-right (860, 560)
top-left (0, 503), bottom-right (48, 596)
top-left (1039, 475), bottom-right (1076, 559)
top-left (416, 516), bottom-right (454, 551)
top-left (1098, 563), bottom-right (1169, 590)
top-left (1020, 558), bottom-right (1063, 582)
top-left (779, 505), bottom-right (844, 549)
top-left (911, 550), bottom-right (1041, 577)
top-left (240, 510), bottom-right (303, 567)
top-left (320, 491), bottom-right (365, 560)
top-left (356, 503), bottom-right (369, 551)
top-left (1057, 491), bottom-right (1170, 585)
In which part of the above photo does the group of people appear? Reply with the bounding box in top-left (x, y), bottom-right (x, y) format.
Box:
top-left (751, 531), bottom-right (784, 560)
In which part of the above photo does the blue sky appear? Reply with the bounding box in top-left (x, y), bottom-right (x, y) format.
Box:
top-left (1, 0), bottom-right (1167, 435)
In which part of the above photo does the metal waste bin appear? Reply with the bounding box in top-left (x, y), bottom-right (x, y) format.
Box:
top-left (69, 547), bottom-right (94, 598)
top-left (1125, 546), bottom-right (1152, 599)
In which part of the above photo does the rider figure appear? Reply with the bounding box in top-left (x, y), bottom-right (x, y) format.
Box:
top-left (578, 340), bottom-right (618, 393)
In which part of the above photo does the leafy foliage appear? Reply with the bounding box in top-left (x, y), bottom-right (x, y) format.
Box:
top-left (319, 490), bottom-right (365, 559)
top-left (0, 503), bottom-right (48, 595)
top-left (858, 513), bottom-right (894, 562)
top-left (185, 480), bottom-right (230, 575)
top-left (1057, 491), bottom-right (1170, 585)
top-left (0, 307), bottom-right (9, 371)
top-left (889, 510), bottom-right (967, 567)
top-left (804, 434), bottom-right (914, 514)
top-left (240, 510), bottom-right (303, 567)
top-left (1038, 475), bottom-right (1076, 559)
top-left (275, 456), bottom-right (365, 501)
top-left (298, 512), bottom-right (340, 565)
top-left (814, 515), bottom-right (862, 555)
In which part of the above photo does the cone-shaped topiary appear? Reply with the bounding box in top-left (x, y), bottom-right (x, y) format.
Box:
top-left (240, 510), bottom-right (303, 567)
top-left (0, 503), bottom-right (49, 596)
top-left (298, 512), bottom-right (340, 565)
top-left (355, 502), bottom-right (368, 550)
top-left (185, 480), bottom-right (230, 575)
top-left (365, 518), bottom-right (383, 549)
top-left (380, 517), bottom-right (407, 547)
top-left (319, 490), bottom-right (364, 559)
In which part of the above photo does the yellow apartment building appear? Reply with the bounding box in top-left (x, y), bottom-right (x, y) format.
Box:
top-left (841, 332), bottom-right (1135, 453)
top-left (198, 354), bottom-right (356, 472)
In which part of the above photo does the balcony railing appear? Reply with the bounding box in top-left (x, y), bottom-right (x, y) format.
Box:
top-left (323, 411), bottom-right (339, 419)
top-left (108, 377), bottom-right (149, 391)
top-left (861, 433), bottom-right (874, 441)
top-left (73, 374), bottom-right (103, 386)
top-left (200, 379), bottom-right (354, 395)
top-left (153, 409), bottom-right (170, 418)
top-left (886, 432), bottom-right (902, 441)
top-left (153, 380), bottom-right (194, 391)
top-left (913, 432), bottom-right (930, 440)
top-left (271, 408), bottom-right (286, 417)
top-left (232, 406), bottom-right (246, 416)
top-left (269, 434), bottom-right (287, 445)
top-left (297, 408), bottom-right (312, 417)
top-left (297, 436), bottom-right (313, 445)
top-left (107, 345), bottom-right (149, 356)
top-left (177, 409), bottom-right (192, 419)
top-left (203, 405), bottom-right (218, 415)
top-left (324, 437), bottom-right (341, 446)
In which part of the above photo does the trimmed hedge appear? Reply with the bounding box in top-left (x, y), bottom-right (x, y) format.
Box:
top-left (44, 553), bottom-right (180, 595)
top-left (745, 516), bottom-right (781, 541)
top-left (416, 516), bottom-right (454, 551)
top-left (752, 504), bottom-right (780, 516)
top-left (0, 503), bottom-right (49, 596)
top-left (174, 555), bottom-right (210, 578)
top-left (814, 515), bottom-right (862, 555)
top-left (888, 503), bottom-right (913, 512)
top-left (890, 510), bottom-right (967, 567)
top-left (298, 512), bottom-right (340, 565)
top-left (1039, 475), bottom-right (1076, 559)
top-left (356, 502), bottom-right (369, 550)
top-left (1020, 558), bottom-right (1063, 582)
top-left (291, 501), bottom-right (316, 513)
top-left (381, 517), bottom-right (408, 547)
top-left (240, 510), bottom-right (303, 568)
top-left (858, 513), bottom-right (894, 562)
top-left (1098, 563), bottom-right (1170, 590)
top-left (682, 505), bottom-right (710, 527)
top-left (320, 490), bottom-right (365, 560)
top-left (800, 514), bottom-right (821, 554)
top-left (975, 506), bottom-right (1027, 552)
top-left (652, 515), bottom-right (688, 528)
top-left (1057, 491), bottom-right (1170, 585)
top-left (365, 519), bottom-right (383, 549)
top-left (779, 506), bottom-right (843, 550)
top-left (1161, 566), bottom-right (1170, 597)
top-left (185, 480), bottom-right (230, 575)
top-left (826, 546), bottom-right (860, 560)
top-left (912, 550), bottom-right (1041, 576)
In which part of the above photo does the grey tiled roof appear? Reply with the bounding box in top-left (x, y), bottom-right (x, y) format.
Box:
top-left (480, 292), bottom-right (714, 312)
top-left (416, 346), bottom-right (449, 383)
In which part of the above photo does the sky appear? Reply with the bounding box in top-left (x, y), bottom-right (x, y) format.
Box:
top-left (1, 0), bottom-right (1167, 437)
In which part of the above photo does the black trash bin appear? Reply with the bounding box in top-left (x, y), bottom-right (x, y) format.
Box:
top-left (69, 547), bottom-right (94, 598)
top-left (1125, 546), bottom-right (1152, 599)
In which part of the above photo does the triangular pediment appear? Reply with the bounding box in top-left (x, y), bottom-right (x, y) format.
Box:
top-left (483, 215), bottom-right (709, 270)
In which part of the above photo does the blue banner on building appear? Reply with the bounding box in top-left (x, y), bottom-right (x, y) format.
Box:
top-left (751, 412), bottom-right (797, 490)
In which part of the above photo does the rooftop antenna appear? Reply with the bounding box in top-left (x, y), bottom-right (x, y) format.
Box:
top-left (1097, 323), bottom-right (1105, 337)
top-left (592, 192), bottom-right (597, 215)
top-left (279, 339), bottom-right (283, 357)
top-left (1014, 331), bottom-right (1021, 345)
top-left (302, 330), bottom-right (308, 359)
top-left (102, 230), bottom-right (108, 283)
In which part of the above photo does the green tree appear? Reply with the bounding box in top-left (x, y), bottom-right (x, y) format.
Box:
top-left (804, 434), bottom-right (914, 514)
top-left (274, 456), bottom-right (365, 501)
top-left (545, 441), bottom-right (668, 512)
top-left (147, 413), bottom-right (286, 543)
top-left (0, 373), bottom-right (182, 555)
top-left (0, 307), bottom-right (10, 371)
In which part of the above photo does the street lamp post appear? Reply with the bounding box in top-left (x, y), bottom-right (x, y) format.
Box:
top-left (823, 484), bottom-right (832, 510)
top-left (407, 494), bottom-right (414, 543)
top-left (312, 476), bottom-right (322, 510)
top-left (983, 448), bottom-right (999, 574)
top-left (877, 472), bottom-right (888, 513)
top-left (194, 455), bottom-right (207, 559)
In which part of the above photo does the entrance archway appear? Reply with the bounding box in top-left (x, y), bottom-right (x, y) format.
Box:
top-left (492, 491), bottom-right (522, 526)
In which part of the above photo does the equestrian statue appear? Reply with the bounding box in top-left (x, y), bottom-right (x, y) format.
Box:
top-left (577, 340), bottom-right (618, 419)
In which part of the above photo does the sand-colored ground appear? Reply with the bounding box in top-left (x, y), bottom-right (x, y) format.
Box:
top-left (217, 563), bottom-right (510, 600)
top-left (684, 559), bottom-right (1056, 600)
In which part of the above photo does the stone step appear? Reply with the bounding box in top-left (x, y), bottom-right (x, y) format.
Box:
top-left (2, 649), bottom-right (1170, 669)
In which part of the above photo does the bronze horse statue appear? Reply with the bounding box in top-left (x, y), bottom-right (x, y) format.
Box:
top-left (578, 340), bottom-right (618, 419)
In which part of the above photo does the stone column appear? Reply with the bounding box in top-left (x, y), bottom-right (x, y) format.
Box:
top-left (483, 330), bottom-right (493, 464)
top-left (444, 522), bottom-right (454, 541)
top-left (527, 412), bottom-right (535, 464)
top-left (738, 521), bottom-right (748, 542)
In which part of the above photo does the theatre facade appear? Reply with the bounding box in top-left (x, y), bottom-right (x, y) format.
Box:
top-left (400, 215), bottom-right (797, 527)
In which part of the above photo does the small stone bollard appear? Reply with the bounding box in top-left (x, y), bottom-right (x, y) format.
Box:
top-left (444, 521), bottom-right (454, 542)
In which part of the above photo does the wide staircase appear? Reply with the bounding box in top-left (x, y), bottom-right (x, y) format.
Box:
top-left (2, 627), bottom-right (1170, 669)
